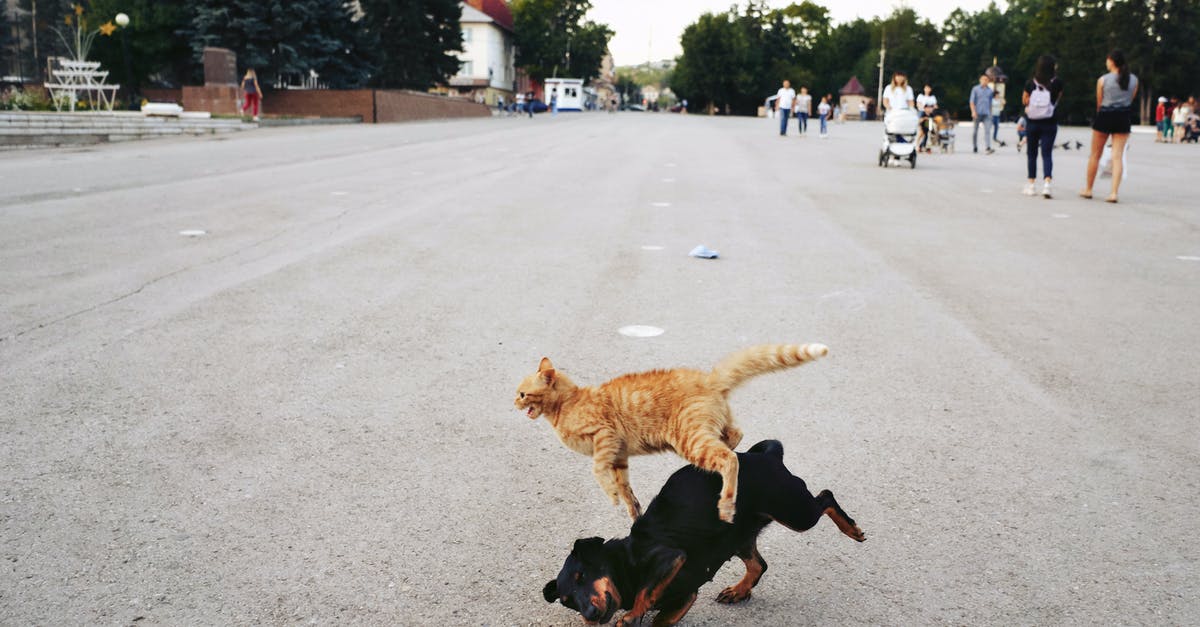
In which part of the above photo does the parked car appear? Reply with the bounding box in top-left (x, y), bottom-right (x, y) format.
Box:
top-left (528, 99), bottom-right (548, 113)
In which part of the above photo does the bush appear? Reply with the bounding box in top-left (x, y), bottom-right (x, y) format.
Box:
top-left (0, 87), bottom-right (53, 111)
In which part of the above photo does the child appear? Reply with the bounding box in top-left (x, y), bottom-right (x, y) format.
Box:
top-left (818, 96), bottom-right (832, 138)
top-left (1016, 114), bottom-right (1027, 150)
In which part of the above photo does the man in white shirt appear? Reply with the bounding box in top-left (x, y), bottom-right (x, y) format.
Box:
top-left (775, 79), bottom-right (796, 136)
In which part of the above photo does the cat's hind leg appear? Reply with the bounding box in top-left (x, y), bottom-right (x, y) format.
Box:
top-left (721, 424), bottom-right (744, 449)
top-left (676, 423), bottom-right (740, 523)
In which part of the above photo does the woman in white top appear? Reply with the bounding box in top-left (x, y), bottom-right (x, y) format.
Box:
top-left (882, 71), bottom-right (915, 113)
top-left (1171, 100), bottom-right (1191, 144)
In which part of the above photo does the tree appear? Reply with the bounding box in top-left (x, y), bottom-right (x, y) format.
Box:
top-left (358, 0), bottom-right (461, 89)
top-left (511, 0), bottom-right (613, 83)
top-left (185, 0), bottom-right (375, 88)
top-left (83, 0), bottom-right (195, 87)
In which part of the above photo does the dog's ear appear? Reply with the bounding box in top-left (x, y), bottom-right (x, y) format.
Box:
top-left (542, 579), bottom-right (558, 603)
top-left (572, 537), bottom-right (605, 555)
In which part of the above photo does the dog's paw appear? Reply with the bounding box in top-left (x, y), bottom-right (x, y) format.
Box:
top-left (716, 585), bottom-right (752, 604)
top-left (848, 525), bottom-right (866, 542)
top-left (615, 613), bottom-right (642, 627)
top-left (717, 498), bottom-right (736, 524)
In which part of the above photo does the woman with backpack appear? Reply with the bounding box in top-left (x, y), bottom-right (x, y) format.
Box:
top-left (1082, 49), bottom-right (1139, 203)
top-left (1022, 55), bottom-right (1064, 198)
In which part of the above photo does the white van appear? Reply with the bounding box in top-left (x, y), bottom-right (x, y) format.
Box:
top-left (543, 78), bottom-right (585, 112)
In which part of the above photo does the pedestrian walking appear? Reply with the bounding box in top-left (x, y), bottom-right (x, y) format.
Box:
top-left (917, 84), bottom-right (938, 151)
top-left (1021, 55), bottom-right (1064, 198)
top-left (1171, 98), bottom-right (1190, 143)
top-left (1163, 98), bottom-right (1176, 142)
top-left (550, 89), bottom-right (559, 116)
top-left (818, 95), bottom-right (832, 137)
top-left (1082, 49), bottom-right (1138, 203)
top-left (970, 74), bottom-right (995, 153)
top-left (526, 91), bottom-right (535, 118)
top-left (240, 68), bottom-right (262, 122)
top-left (496, 95), bottom-right (505, 116)
top-left (775, 79), bottom-right (796, 136)
top-left (882, 71), bottom-right (915, 114)
top-left (859, 101), bottom-right (867, 120)
top-left (515, 91), bottom-right (526, 118)
top-left (794, 87), bottom-right (811, 135)
top-left (1155, 97), bottom-right (1167, 142)
top-left (991, 90), bottom-right (1004, 142)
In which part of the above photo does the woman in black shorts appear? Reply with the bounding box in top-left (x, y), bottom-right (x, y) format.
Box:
top-left (1082, 50), bottom-right (1139, 203)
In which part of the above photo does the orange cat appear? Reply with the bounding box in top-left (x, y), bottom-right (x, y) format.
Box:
top-left (514, 344), bottom-right (828, 523)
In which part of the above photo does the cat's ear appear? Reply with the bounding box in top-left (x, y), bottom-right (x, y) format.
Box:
top-left (538, 357), bottom-right (557, 384)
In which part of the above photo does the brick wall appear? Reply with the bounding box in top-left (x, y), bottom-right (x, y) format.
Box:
top-left (374, 90), bottom-right (491, 122)
top-left (177, 88), bottom-right (491, 122)
top-left (182, 85), bottom-right (240, 116)
top-left (264, 89), bottom-right (375, 121)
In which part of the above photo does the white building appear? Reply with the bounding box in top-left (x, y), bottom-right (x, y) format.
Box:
top-left (442, 0), bottom-right (516, 105)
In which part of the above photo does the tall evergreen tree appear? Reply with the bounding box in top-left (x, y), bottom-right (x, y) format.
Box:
top-left (358, 0), bottom-right (461, 89)
top-left (184, 0), bottom-right (373, 88)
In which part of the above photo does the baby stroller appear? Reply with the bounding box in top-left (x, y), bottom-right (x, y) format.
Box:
top-left (879, 107), bottom-right (920, 168)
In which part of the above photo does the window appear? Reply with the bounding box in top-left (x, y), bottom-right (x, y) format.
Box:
top-left (462, 28), bottom-right (472, 42)
top-left (461, 61), bottom-right (473, 76)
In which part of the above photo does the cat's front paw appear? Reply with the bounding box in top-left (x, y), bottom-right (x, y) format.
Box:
top-left (717, 498), bottom-right (736, 524)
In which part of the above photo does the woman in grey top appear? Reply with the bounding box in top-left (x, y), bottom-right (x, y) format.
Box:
top-left (1082, 49), bottom-right (1138, 203)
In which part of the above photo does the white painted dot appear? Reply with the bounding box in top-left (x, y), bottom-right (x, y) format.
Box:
top-left (1177, 256), bottom-right (1200, 261)
top-left (179, 230), bottom-right (207, 237)
top-left (651, 202), bottom-right (671, 207)
top-left (641, 245), bottom-right (664, 251)
top-left (619, 325), bottom-right (664, 338)
top-left (1052, 213), bottom-right (1070, 219)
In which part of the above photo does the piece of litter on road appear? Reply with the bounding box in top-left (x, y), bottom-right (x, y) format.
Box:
top-left (689, 245), bottom-right (719, 259)
top-left (619, 325), bottom-right (664, 338)
top-left (641, 245), bottom-right (664, 251)
top-left (179, 230), bottom-right (207, 237)
top-left (1177, 256), bottom-right (1200, 261)
top-left (651, 202), bottom-right (671, 207)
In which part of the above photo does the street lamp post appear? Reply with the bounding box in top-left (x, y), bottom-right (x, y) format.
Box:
top-left (114, 12), bottom-right (136, 109)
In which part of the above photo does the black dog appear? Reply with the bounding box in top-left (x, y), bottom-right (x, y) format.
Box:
top-left (543, 440), bottom-right (865, 626)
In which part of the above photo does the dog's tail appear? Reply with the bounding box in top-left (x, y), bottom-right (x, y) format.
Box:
top-left (707, 344), bottom-right (828, 395)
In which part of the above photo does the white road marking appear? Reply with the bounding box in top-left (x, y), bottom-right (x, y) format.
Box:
top-left (641, 245), bottom-right (664, 251)
top-left (1052, 213), bottom-right (1070, 218)
top-left (651, 202), bottom-right (671, 207)
top-left (179, 230), bottom-right (207, 237)
top-left (1177, 256), bottom-right (1200, 261)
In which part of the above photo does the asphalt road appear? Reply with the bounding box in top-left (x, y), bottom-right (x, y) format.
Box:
top-left (1, 113), bottom-right (1197, 626)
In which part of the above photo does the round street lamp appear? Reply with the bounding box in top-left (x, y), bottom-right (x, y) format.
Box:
top-left (113, 13), bottom-right (136, 109)
top-left (115, 12), bottom-right (129, 27)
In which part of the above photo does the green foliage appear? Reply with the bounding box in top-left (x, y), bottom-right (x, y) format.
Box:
top-left (82, 0), bottom-right (194, 87)
top-left (0, 86), bottom-right (53, 110)
top-left (359, 0), bottom-right (461, 89)
top-left (672, 0), bottom-right (1200, 122)
top-left (184, 0), bottom-right (375, 88)
top-left (512, 0), bottom-right (613, 83)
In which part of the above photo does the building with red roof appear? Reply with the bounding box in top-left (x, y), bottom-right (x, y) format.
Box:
top-left (439, 1), bottom-right (519, 104)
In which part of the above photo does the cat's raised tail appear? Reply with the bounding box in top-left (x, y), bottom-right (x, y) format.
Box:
top-left (707, 344), bottom-right (829, 394)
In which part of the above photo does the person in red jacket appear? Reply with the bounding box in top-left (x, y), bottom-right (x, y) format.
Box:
top-left (1155, 97), bottom-right (1167, 142)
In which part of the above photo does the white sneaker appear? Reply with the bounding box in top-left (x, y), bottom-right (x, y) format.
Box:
top-left (1041, 180), bottom-right (1052, 198)
top-left (1023, 182), bottom-right (1036, 196)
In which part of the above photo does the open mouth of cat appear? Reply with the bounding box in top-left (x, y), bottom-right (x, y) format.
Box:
top-left (526, 406), bottom-right (538, 419)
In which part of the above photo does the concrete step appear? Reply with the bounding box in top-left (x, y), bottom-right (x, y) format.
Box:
top-left (0, 111), bottom-right (256, 147)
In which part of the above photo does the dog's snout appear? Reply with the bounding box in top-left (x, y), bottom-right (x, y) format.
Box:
top-left (581, 604), bottom-right (602, 621)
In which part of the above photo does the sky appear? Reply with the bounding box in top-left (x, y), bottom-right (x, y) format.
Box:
top-left (587, 0), bottom-right (1007, 67)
